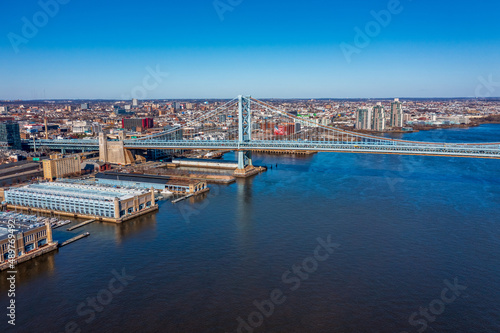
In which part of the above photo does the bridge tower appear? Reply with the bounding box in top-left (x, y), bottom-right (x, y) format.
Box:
top-left (234, 95), bottom-right (258, 177)
top-left (98, 132), bottom-right (135, 165)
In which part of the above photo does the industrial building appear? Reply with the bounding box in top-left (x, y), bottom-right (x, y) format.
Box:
top-left (122, 118), bottom-right (154, 131)
top-left (0, 161), bottom-right (42, 187)
top-left (0, 218), bottom-right (57, 271)
top-left (4, 182), bottom-right (157, 223)
top-left (43, 154), bottom-right (82, 180)
top-left (95, 172), bottom-right (208, 195)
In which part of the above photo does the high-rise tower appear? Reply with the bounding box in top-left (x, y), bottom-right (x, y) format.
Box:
top-left (390, 98), bottom-right (403, 128)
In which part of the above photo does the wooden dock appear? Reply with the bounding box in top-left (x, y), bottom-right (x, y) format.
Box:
top-left (67, 219), bottom-right (95, 231)
top-left (59, 232), bottom-right (90, 247)
top-left (172, 194), bottom-right (194, 204)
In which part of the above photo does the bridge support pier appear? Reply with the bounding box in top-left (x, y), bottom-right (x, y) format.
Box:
top-left (237, 151), bottom-right (252, 169)
top-left (99, 132), bottom-right (135, 165)
top-left (234, 150), bottom-right (258, 177)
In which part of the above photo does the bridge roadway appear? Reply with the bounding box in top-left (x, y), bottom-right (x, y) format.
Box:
top-left (25, 139), bottom-right (500, 159)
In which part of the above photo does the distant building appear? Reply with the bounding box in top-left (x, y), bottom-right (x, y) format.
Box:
top-left (81, 103), bottom-right (89, 110)
top-left (372, 103), bottom-right (386, 131)
top-left (0, 106), bottom-right (8, 114)
top-left (439, 115), bottom-right (470, 125)
top-left (390, 98), bottom-right (404, 127)
top-left (172, 102), bottom-right (181, 112)
top-left (356, 108), bottom-right (372, 130)
top-left (163, 126), bottom-right (184, 140)
top-left (24, 124), bottom-right (44, 133)
top-left (0, 121), bottom-right (21, 150)
top-left (71, 121), bottom-right (102, 134)
top-left (81, 160), bottom-right (111, 173)
top-left (132, 98), bottom-right (138, 106)
top-left (42, 154), bottom-right (81, 180)
top-left (122, 118), bottom-right (154, 131)
top-left (113, 106), bottom-right (129, 115)
top-left (260, 122), bottom-right (300, 135)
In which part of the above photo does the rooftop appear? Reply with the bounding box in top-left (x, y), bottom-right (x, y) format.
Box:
top-left (6, 182), bottom-right (149, 201)
top-left (96, 172), bottom-right (200, 186)
top-left (173, 158), bottom-right (237, 164)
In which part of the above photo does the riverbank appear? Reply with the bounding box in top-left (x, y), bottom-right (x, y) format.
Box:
top-left (341, 118), bottom-right (498, 135)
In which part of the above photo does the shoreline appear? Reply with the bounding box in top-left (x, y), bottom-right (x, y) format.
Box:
top-left (342, 120), bottom-right (500, 136)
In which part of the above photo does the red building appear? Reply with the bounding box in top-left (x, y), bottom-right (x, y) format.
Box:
top-left (122, 118), bottom-right (154, 131)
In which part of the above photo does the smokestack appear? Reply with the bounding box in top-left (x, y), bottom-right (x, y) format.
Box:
top-left (44, 117), bottom-right (48, 139)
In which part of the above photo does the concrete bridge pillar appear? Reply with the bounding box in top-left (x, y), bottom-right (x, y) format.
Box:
top-left (237, 151), bottom-right (252, 169)
top-left (99, 132), bottom-right (134, 165)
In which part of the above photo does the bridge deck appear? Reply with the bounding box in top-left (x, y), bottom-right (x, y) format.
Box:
top-left (25, 139), bottom-right (500, 159)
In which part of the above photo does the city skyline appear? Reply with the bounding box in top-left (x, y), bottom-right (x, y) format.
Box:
top-left (1, 0), bottom-right (500, 99)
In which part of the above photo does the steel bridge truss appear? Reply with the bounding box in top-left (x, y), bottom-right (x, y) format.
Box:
top-left (26, 96), bottom-right (500, 160)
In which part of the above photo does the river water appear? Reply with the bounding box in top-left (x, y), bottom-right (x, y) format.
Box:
top-left (1, 125), bottom-right (500, 333)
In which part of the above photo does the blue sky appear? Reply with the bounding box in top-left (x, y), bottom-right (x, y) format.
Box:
top-left (1, 0), bottom-right (500, 99)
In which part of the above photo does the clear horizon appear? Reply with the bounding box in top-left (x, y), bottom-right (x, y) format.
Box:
top-left (2, 96), bottom-right (500, 102)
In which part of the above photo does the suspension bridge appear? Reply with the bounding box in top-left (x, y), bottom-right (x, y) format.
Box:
top-left (27, 96), bottom-right (500, 174)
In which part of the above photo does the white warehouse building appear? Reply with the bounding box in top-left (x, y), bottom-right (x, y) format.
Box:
top-left (4, 182), bottom-right (157, 223)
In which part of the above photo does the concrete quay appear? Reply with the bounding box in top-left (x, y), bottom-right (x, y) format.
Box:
top-left (6, 205), bottom-right (159, 224)
top-left (0, 243), bottom-right (58, 271)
